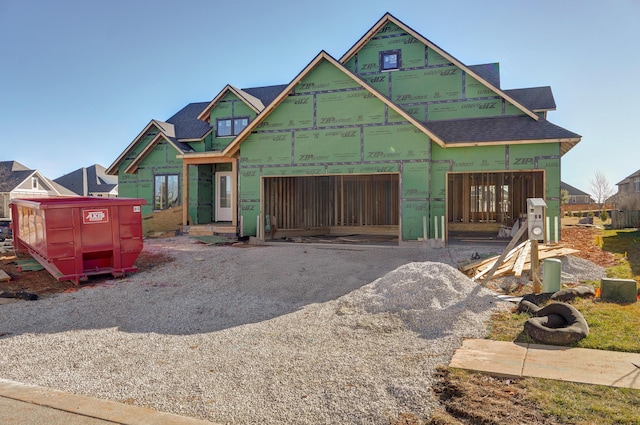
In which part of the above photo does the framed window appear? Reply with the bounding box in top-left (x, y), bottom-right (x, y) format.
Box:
top-left (154, 174), bottom-right (180, 210)
top-left (380, 50), bottom-right (401, 71)
top-left (634, 177), bottom-right (640, 193)
top-left (216, 117), bottom-right (249, 137)
top-left (32, 177), bottom-right (38, 190)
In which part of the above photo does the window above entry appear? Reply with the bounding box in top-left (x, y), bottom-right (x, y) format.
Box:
top-left (216, 117), bottom-right (249, 137)
top-left (380, 50), bottom-right (401, 71)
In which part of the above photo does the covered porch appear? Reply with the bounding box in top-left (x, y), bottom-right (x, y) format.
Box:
top-left (180, 153), bottom-right (238, 235)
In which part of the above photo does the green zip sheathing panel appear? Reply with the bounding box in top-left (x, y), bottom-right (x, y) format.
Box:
top-left (344, 22), bottom-right (525, 123)
top-left (431, 142), bottom-right (562, 239)
top-left (193, 164), bottom-right (213, 224)
top-left (117, 132), bottom-right (184, 216)
top-left (238, 57), bottom-right (433, 239)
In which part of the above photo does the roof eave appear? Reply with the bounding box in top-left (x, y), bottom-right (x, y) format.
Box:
top-left (445, 137), bottom-right (581, 156)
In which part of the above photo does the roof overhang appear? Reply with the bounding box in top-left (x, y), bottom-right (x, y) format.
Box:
top-left (106, 120), bottom-right (175, 175)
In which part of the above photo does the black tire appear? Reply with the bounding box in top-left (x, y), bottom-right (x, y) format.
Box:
top-left (523, 302), bottom-right (589, 346)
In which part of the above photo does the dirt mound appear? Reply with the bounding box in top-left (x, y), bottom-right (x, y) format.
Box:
top-left (142, 206), bottom-right (184, 237)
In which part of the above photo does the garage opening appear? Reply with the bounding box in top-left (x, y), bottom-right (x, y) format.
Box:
top-left (447, 171), bottom-right (544, 239)
top-left (263, 174), bottom-right (399, 240)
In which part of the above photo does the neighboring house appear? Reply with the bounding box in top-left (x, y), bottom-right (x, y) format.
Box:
top-left (608, 169), bottom-right (640, 228)
top-left (54, 164), bottom-right (118, 197)
top-left (613, 169), bottom-right (640, 199)
top-left (0, 160), bottom-right (73, 218)
top-left (107, 13), bottom-right (581, 241)
top-left (561, 182), bottom-right (593, 204)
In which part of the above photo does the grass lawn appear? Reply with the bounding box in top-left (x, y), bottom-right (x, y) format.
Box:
top-left (485, 227), bottom-right (640, 424)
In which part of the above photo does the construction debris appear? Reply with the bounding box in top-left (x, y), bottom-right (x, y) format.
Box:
top-left (16, 258), bottom-right (45, 272)
top-left (460, 241), bottom-right (579, 281)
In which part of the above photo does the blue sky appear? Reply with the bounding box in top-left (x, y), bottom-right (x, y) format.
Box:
top-left (1, 0), bottom-right (638, 196)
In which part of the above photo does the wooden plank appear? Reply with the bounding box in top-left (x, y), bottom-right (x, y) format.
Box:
top-left (480, 220), bottom-right (528, 284)
top-left (513, 241), bottom-right (531, 277)
top-left (472, 240), bottom-right (528, 280)
top-left (0, 269), bottom-right (10, 282)
top-left (531, 239), bottom-right (542, 293)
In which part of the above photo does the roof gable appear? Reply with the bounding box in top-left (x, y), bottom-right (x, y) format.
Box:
top-left (106, 119), bottom-right (193, 175)
top-left (223, 51), bottom-right (445, 156)
top-left (616, 169), bottom-right (640, 186)
top-left (124, 132), bottom-right (185, 174)
top-left (0, 162), bottom-right (66, 195)
top-left (0, 161), bottom-right (35, 192)
top-left (340, 13), bottom-right (539, 121)
top-left (197, 85), bottom-right (265, 123)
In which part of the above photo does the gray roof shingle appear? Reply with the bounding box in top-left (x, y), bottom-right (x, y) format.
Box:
top-left (504, 86), bottom-right (556, 111)
top-left (54, 164), bottom-right (117, 196)
top-left (561, 181), bottom-right (591, 197)
top-left (243, 84), bottom-right (288, 106)
top-left (468, 63), bottom-right (500, 88)
top-left (427, 115), bottom-right (580, 144)
top-left (162, 85), bottom-right (288, 148)
top-left (166, 102), bottom-right (211, 140)
top-left (0, 161), bottom-right (33, 192)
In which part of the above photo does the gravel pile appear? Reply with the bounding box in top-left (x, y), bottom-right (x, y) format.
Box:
top-left (0, 238), bottom-right (512, 423)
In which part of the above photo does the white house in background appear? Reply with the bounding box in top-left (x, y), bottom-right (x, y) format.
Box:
top-left (0, 160), bottom-right (74, 219)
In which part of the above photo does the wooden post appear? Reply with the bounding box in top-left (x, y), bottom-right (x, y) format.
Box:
top-left (531, 239), bottom-right (542, 293)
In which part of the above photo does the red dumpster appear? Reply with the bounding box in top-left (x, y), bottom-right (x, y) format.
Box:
top-left (10, 197), bottom-right (146, 283)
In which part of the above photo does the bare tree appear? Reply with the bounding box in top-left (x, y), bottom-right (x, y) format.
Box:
top-left (589, 170), bottom-right (613, 208)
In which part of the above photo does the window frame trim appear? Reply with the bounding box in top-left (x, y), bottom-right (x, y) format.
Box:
top-left (379, 49), bottom-right (402, 72)
top-left (216, 116), bottom-right (250, 138)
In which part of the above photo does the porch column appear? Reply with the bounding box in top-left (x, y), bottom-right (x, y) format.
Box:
top-left (231, 157), bottom-right (238, 228)
top-left (182, 162), bottom-right (189, 226)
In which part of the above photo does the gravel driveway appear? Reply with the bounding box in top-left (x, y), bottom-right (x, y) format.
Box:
top-left (0, 237), bottom-right (510, 424)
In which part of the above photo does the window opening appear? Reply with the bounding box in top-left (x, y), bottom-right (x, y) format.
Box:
top-left (380, 50), bottom-right (401, 71)
top-left (217, 117), bottom-right (249, 137)
top-left (154, 174), bottom-right (180, 210)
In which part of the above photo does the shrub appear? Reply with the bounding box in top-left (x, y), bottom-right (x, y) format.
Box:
top-left (600, 210), bottom-right (609, 222)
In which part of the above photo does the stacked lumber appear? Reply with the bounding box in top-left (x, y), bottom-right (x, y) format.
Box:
top-left (460, 241), bottom-right (579, 281)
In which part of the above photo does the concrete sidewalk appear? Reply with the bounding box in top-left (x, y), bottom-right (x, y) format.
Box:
top-left (450, 339), bottom-right (640, 389)
top-left (0, 379), bottom-right (218, 425)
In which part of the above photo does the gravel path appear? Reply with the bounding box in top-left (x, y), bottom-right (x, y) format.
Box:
top-left (0, 237), bottom-right (511, 424)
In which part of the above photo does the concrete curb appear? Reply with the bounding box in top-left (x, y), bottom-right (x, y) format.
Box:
top-left (0, 379), bottom-right (219, 425)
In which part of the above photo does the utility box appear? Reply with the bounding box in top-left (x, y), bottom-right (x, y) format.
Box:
top-left (10, 197), bottom-right (146, 283)
top-left (527, 198), bottom-right (547, 241)
top-left (600, 278), bottom-right (638, 303)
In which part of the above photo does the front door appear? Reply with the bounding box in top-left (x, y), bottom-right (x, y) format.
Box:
top-left (216, 172), bottom-right (233, 222)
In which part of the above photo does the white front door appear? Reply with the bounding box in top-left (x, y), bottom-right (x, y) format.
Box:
top-left (216, 172), bottom-right (233, 222)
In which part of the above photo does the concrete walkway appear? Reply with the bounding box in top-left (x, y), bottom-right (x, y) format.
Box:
top-left (0, 379), bottom-right (218, 425)
top-left (450, 339), bottom-right (640, 389)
